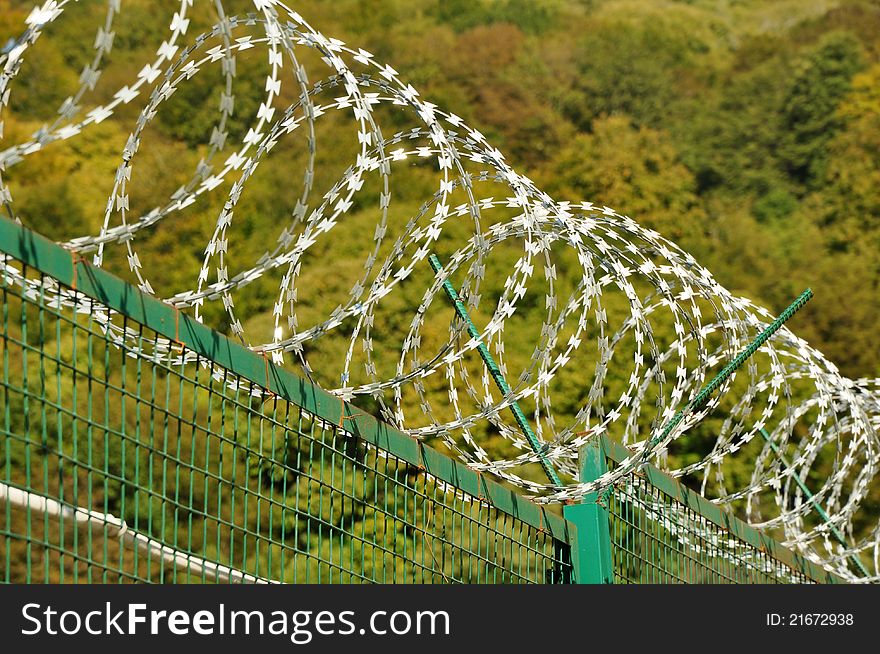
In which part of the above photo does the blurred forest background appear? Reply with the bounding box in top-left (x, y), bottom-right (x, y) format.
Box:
top-left (1, 0), bottom-right (880, 569)
top-left (3, 0), bottom-right (878, 379)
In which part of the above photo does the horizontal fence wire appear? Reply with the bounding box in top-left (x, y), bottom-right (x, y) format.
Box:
top-left (0, 254), bottom-right (572, 584)
top-left (599, 438), bottom-right (844, 584)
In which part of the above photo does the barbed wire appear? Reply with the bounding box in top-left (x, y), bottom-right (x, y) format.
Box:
top-left (1, 0), bottom-right (877, 581)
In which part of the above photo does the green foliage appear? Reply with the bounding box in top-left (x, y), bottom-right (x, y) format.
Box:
top-left (564, 20), bottom-right (692, 128)
top-left (677, 53), bottom-right (792, 197)
top-left (780, 31), bottom-right (864, 187)
top-left (433, 0), bottom-right (558, 35)
top-left (753, 187), bottom-right (798, 223)
top-left (544, 115), bottom-right (705, 244)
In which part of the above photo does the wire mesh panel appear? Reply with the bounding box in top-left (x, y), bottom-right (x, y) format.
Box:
top-left (600, 438), bottom-right (843, 584)
top-left (0, 251), bottom-right (572, 584)
top-left (609, 479), bottom-right (810, 583)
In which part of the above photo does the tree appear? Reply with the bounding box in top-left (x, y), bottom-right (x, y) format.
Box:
top-left (543, 115), bottom-right (706, 245)
top-left (676, 53), bottom-right (793, 199)
top-left (436, 23), bottom-right (574, 168)
top-left (432, 0), bottom-right (557, 35)
top-left (780, 31), bottom-right (863, 188)
top-left (562, 16), bottom-right (706, 130)
top-left (788, 63), bottom-right (880, 376)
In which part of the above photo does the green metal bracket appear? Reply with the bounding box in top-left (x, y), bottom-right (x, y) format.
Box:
top-left (563, 439), bottom-right (614, 584)
top-left (428, 253), bottom-right (563, 487)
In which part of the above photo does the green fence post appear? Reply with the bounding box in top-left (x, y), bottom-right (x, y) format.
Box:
top-left (563, 437), bottom-right (614, 584)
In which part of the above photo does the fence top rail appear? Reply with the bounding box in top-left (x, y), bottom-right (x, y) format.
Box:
top-left (599, 435), bottom-right (848, 584)
top-left (0, 216), bottom-right (572, 543)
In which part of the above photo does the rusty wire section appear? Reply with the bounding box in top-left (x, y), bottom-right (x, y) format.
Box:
top-left (0, 1), bottom-right (878, 581)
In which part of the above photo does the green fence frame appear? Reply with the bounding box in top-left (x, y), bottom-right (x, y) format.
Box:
top-left (0, 217), bottom-right (845, 584)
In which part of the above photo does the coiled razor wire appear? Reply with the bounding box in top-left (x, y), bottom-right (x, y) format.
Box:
top-left (0, 1), bottom-right (878, 582)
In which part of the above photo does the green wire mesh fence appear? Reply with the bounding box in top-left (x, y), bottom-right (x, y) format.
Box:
top-left (0, 217), bottom-right (844, 584)
top-left (595, 437), bottom-right (844, 584)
